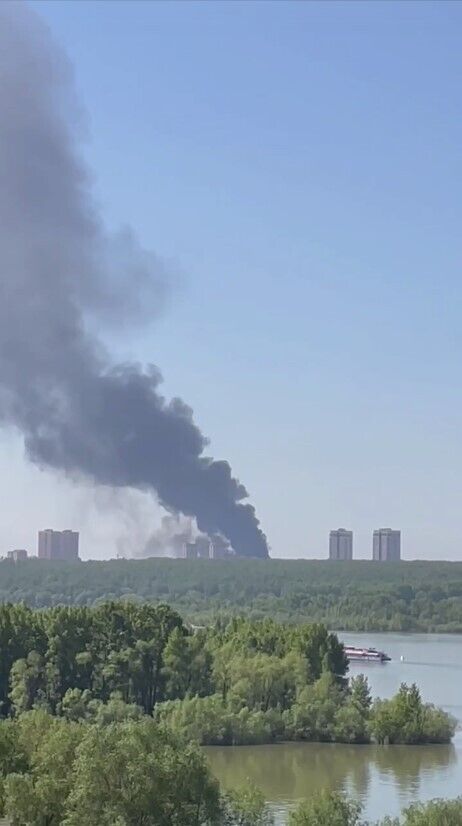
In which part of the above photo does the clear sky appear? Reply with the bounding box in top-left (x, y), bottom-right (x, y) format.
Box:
top-left (2, 0), bottom-right (462, 560)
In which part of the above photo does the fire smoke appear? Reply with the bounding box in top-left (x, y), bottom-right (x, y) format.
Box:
top-left (0, 3), bottom-right (269, 559)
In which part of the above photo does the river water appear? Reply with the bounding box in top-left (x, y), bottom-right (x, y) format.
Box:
top-left (206, 633), bottom-right (462, 823)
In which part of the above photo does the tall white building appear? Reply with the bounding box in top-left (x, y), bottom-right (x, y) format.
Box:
top-left (373, 529), bottom-right (401, 561)
top-left (329, 529), bottom-right (353, 560)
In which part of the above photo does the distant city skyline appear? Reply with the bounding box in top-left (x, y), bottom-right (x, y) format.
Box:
top-left (2, 524), bottom-right (407, 562)
top-left (328, 528), bottom-right (402, 561)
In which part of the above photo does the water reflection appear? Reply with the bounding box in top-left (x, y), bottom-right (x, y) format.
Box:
top-left (206, 741), bottom-right (456, 805)
top-left (207, 634), bottom-right (462, 821)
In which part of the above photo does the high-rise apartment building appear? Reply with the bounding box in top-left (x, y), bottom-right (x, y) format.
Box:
top-left (183, 537), bottom-right (212, 559)
top-left (183, 535), bottom-right (233, 560)
top-left (210, 535), bottom-right (232, 559)
top-left (38, 529), bottom-right (79, 561)
top-left (329, 529), bottom-right (353, 560)
top-left (373, 529), bottom-right (401, 561)
top-left (60, 530), bottom-right (79, 560)
top-left (38, 530), bottom-right (60, 559)
top-left (6, 549), bottom-right (28, 562)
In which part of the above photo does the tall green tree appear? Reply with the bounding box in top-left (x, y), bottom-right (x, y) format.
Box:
top-left (163, 628), bottom-right (213, 699)
top-left (0, 604), bottom-right (46, 715)
top-left (3, 712), bottom-right (84, 826)
top-left (63, 719), bottom-right (221, 826)
top-left (43, 606), bottom-right (95, 708)
top-left (9, 652), bottom-right (47, 715)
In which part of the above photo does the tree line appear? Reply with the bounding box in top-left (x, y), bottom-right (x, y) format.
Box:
top-left (3, 557), bottom-right (462, 631)
top-left (0, 601), bottom-right (457, 825)
top-left (0, 603), bottom-right (454, 747)
top-left (0, 711), bottom-right (459, 825)
top-left (0, 603), bottom-right (345, 720)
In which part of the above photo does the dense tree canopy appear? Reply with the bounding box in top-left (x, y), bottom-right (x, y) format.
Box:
top-left (0, 603), bottom-right (453, 748)
top-left (0, 713), bottom-right (222, 826)
top-left (2, 558), bottom-right (462, 631)
top-left (0, 600), bottom-right (457, 824)
top-left (0, 602), bottom-right (183, 717)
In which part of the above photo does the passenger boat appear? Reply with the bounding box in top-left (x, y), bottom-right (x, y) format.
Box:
top-left (344, 645), bottom-right (391, 663)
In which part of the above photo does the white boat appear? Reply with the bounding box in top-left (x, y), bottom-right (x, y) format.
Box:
top-left (345, 645), bottom-right (391, 663)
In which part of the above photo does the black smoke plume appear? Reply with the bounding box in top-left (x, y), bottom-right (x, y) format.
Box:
top-left (0, 3), bottom-right (269, 559)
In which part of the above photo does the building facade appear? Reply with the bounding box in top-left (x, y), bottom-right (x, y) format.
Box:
top-left (184, 537), bottom-right (212, 559)
top-left (6, 549), bottom-right (28, 562)
top-left (210, 535), bottom-right (232, 559)
top-left (183, 535), bottom-right (233, 560)
top-left (60, 530), bottom-right (79, 560)
top-left (38, 529), bottom-right (79, 561)
top-left (373, 528), bottom-right (401, 561)
top-left (329, 529), bottom-right (353, 560)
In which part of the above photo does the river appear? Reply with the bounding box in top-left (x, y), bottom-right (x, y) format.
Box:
top-left (205, 633), bottom-right (462, 823)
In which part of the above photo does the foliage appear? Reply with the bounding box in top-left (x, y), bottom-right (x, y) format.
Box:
top-left (289, 791), bottom-right (362, 825)
top-left (0, 601), bottom-right (183, 718)
top-left (0, 602), bottom-right (452, 749)
top-left (222, 783), bottom-right (274, 825)
top-left (163, 626), bottom-right (213, 699)
top-left (0, 600), bottom-right (457, 825)
top-left (3, 711), bottom-right (84, 825)
top-left (157, 694), bottom-right (285, 746)
top-left (290, 793), bottom-right (462, 826)
top-left (63, 718), bottom-right (220, 826)
top-left (4, 558), bottom-right (462, 632)
top-left (398, 797), bottom-right (462, 824)
top-left (0, 711), bottom-right (221, 826)
top-left (0, 710), bottom-right (459, 825)
top-left (0, 719), bottom-right (273, 825)
top-left (333, 674), bottom-right (372, 743)
top-left (369, 683), bottom-right (456, 745)
top-left (157, 671), bottom-right (453, 748)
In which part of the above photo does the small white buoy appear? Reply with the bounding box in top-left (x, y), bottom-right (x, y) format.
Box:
top-left (400, 655), bottom-right (405, 662)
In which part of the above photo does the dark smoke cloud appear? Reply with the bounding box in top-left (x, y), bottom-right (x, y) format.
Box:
top-left (0, 3), bottom-right (269, 559)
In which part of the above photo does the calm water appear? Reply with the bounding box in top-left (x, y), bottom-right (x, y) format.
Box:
top-left (206, 633), bottom-right (462, 823)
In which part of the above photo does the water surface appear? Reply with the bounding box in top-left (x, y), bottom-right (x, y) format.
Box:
top-left (206, 633), bottom-right (462, 822)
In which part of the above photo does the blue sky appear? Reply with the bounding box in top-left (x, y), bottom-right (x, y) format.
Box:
top-left (3, 0), bottom-right (462, 559)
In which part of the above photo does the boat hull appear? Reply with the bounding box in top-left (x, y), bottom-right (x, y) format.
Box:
top-left (344, 646), bottom-right (391, 663)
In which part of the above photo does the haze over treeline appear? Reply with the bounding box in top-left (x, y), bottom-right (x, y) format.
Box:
top-left (0, 3), bottom-right (268, 559)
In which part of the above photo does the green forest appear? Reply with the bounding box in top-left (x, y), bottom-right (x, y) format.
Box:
top-left (0, 601), bottom-right (456, 825)
top-left (2, 558), bottom-right (462, 631)
top-left (0, 602), bottom-right (454, 746)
